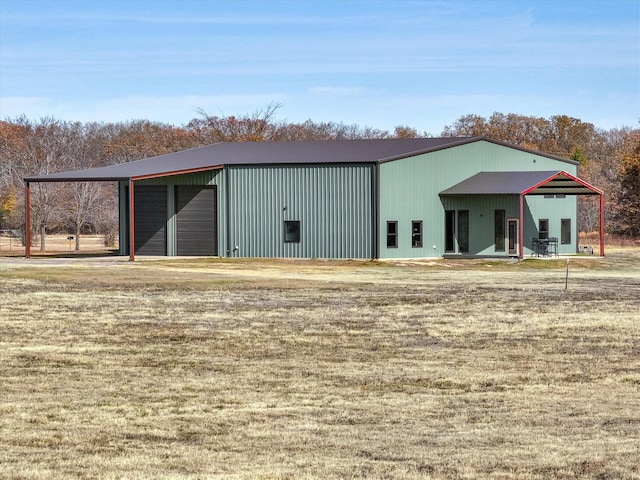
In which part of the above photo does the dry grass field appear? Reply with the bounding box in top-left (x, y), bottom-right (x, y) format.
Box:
top-left (0, 234), bottom-right (110, 255)
top-left (0, 250), bottom-right (639, 479)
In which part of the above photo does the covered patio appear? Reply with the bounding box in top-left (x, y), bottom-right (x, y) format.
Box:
top-left (440, 170), bottom-right (604, 258)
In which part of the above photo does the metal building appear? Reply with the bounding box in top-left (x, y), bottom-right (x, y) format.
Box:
top-left (24, 137), bottom-right (604, 260)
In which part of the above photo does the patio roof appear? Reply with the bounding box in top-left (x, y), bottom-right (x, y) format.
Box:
top-left (439, 170), bottom-right (603, 196)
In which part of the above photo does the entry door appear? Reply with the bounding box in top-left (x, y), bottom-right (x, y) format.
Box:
top-left (507, 218), bottom-right (519, 257)
top-left (445, 210), bottom-right (469, 253)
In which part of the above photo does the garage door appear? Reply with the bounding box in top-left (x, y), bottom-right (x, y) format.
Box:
top-left (134, 185), bottom-right (167, 255)
top-left (175, 186), bottom-right (217, 256)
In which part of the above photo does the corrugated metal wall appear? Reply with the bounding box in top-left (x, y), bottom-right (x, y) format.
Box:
top-left (118, 181), bottom-right (128, 255)
top-left (227, 164), bottom-right (373, 258)
top-left (136, 170), bottom-right (222, 187)
top-left (379, 140), bottom-right (579, 258)
top-left (525, 195), bottom-right (578, 255)
top-left (440, 195), bottom-right (521, 256)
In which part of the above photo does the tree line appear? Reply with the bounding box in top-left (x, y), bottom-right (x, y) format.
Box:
top-left (1, 105), bottom-right (638, 251)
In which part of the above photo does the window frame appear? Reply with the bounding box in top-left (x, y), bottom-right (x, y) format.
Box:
top-left (386, 221), bottom-right (398, 248)
top-left (561, 218), bottom-right (571, 245)
top-left (538, 219), bottom-right (549, 240)
top-left (284, 220), bottom-right (301, 243)
top-left (445, 210), bottom-right (455, 252)
top-left (494, 209), bottom-right (505, 252)
top-left (411, 220), bottom-right (423, 248)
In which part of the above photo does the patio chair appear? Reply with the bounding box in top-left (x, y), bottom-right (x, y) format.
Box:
top-left (531, 237), bottom-right (540, 256)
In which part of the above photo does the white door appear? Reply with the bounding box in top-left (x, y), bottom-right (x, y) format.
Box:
top-left (507, 218), bottom-right (519, 256)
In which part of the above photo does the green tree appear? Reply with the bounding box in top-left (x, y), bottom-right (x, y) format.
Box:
top-left (571, 146), bottom-right (588, 166)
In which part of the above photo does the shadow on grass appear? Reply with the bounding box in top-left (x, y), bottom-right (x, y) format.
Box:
top-left (25, 249), bottom-right (121, 260)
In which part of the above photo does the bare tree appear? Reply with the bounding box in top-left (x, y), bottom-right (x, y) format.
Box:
top-left (65, 182), bottom-right (103, 250)
top-left (10, 117), bottom-right (75, 250)
top-left (61, 123), bottom-right (108, 250)
top-left (191, 102), bottom-right (283, 143)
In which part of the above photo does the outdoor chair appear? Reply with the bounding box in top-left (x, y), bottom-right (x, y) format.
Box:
top-left (531, 237), bottom-right (540, 256)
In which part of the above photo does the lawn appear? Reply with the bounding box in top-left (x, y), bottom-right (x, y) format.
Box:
top-left (0, 251), bottom-right (639, 479)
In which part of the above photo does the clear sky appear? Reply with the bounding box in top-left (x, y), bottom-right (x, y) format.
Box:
top-left (1, 0), bottom-right (638, 134)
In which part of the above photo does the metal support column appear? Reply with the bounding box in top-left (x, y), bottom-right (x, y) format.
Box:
top-left (519, 194), bottom-right (525, 259)
top-left (25, 181), bottom-right (31, 258)
top-left (129, 179), bottom-right (135, 262)
top-left (599, 194), bottom-right (605, 257)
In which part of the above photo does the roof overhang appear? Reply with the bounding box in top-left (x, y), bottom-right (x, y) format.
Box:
top-left (24, 162), bottom-right (224, 183)
top-left (24, 166), bottom-right (225, 183)
top-left (439, 170), bottom-right (602, 196)
top-left (23, 138), bottom-right (470, 184)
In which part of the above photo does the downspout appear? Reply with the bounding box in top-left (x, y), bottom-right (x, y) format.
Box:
top-left (225, 167), bottom-right (232, 257)
top-left (129, 179), bottom-right (135, 262)
top-left (25, 181), bottom-right (31, 259)
top-left (519, 194), bottom-right (525, 259)
top-left (599, 194), bottom-right (605, 257)
top-left (372, 163), bottom-right (379, 260)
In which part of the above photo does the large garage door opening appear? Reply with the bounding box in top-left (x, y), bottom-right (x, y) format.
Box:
top-left (134, 185), bottom-right (167, 255)
top-left (175, 186), bottom-right (218, 256)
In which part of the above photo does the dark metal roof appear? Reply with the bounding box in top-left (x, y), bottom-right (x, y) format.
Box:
top-left (439, 171), bottom-right (602, 196)
top-left (23, 136), bottom-right (576, 183)
top-left (25, 137), bottom-right (468, 182)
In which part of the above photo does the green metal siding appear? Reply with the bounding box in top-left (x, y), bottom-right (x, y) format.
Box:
top-left (118, 181), bottom-right (128, 255)
top-left (121, 165), bottom-right (373, 259)
top-left (440, 195), bottom-right (521, 256)
top-left (379, 140), bottom-right (578, 258)
top-left (136, 170), bottom-right (222, 187)
top-left (227, 164), bottom-right (373, 258)
top-left (525, 195), bottom-right (578, 255)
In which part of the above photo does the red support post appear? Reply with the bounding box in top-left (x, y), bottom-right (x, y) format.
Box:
top-left (599, 194), bottom-right (605, 257)
top-left (519, 194), bottom-right (525, 259)
top-left (25, 182), bottom-right (31, 258)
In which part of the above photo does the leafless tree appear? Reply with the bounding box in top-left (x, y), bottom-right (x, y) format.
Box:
top-left (10, 117), bottom-right (75, 250)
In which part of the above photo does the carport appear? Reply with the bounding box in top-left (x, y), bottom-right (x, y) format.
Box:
top-left (23, 147), bottom-right (224, 261)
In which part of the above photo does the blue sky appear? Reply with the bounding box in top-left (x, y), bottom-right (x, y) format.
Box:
top-left (1, 0), bottom-right (638, 134)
